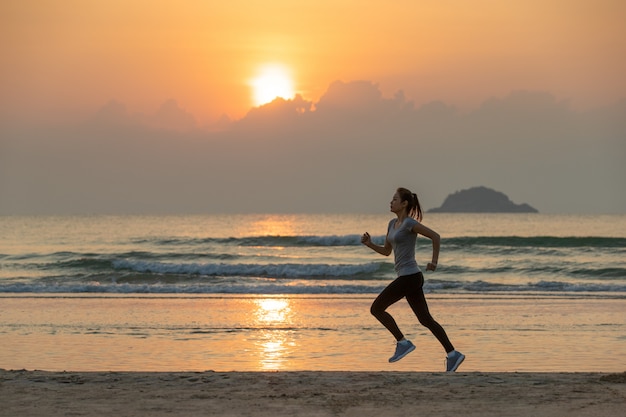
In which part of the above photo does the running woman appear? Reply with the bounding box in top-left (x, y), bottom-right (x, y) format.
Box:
top-left (361, 187), bottom-right (465, 372)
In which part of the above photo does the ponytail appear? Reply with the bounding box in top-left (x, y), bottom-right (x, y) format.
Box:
top-left (397, 187), bottom-right (423, 221)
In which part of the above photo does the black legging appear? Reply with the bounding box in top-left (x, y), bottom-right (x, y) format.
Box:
top-left (371, 272), bottom-right (454, 353)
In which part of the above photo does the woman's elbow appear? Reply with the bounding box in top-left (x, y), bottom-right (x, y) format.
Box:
top-left (431, 232), bottom-right (441, 245)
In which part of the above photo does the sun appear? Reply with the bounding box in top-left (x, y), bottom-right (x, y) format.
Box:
top-left (250, 65), bottom-right (295, 106)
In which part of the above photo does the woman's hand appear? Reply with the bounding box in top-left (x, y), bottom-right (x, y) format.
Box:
top-left (362, 232), bottom-right (392, 256)
top-left (426, 262), bottom-right (437, 272)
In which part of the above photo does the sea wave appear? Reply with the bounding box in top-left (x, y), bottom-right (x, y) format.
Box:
top-left (111, 259), bottom-right (384, 278)
top-left (132, 234), bottom-right (363, 247)
top-left (2, 232), bottom-right (624, 296)
top-left (1, 279), bottom-right (624, 295)
top-left (129, 235), bottom-right (626, 250)
top-left (7, 254), bottom-right (624, 281)
top-left (444, 236), bottom-right (626, 248)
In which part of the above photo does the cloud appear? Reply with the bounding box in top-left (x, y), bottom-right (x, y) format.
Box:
top-left (1, 82), bottom-right (624, 215)
top-left (147, 99), bottom-right (197, 131)
top-left (87, 99), bottom-right (198, 132)
top-left (90, 100), bottom-right (137, 127)
top-left (236, 94), bottom-right (313, 129)
top-left (316, 80), bottom-right (385, 112)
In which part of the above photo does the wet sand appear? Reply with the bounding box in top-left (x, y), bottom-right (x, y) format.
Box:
top-left (2, 370), bottom-right (625, 416)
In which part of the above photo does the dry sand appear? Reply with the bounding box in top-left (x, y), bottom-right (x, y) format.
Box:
top-left (1, 370), bottom-right (625, 416)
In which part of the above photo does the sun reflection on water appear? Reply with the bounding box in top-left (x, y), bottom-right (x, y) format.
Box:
top-left (255, 299), bottom-right (290, 323)
top-left (249, 215), bottom-right (297, 237)
top-left (253, 298), bottom-right (294, 370)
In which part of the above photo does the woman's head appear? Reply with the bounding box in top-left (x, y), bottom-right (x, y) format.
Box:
top-left (394, 187), bottom-right (423, 221)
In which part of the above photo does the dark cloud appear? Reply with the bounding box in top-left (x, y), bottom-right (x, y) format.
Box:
top-left (1, 82), bottom-right (624, 214)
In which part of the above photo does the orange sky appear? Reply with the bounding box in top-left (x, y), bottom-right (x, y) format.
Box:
top-left (2, 0), bottom-right (625, 124)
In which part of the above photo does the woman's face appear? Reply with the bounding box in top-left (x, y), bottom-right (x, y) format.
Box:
top-left (390, 192), bottom-right (406, 214)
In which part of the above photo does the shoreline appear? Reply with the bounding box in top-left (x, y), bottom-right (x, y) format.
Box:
top-left (2, 296), bottom-right (624, 373)
top-left (2, 370), bottom-right (625, 416)
top-left (2, 292), bottom-right (625, 300)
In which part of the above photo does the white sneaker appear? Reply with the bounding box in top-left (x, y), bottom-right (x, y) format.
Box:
top-left (389, 339), bottom-right (415, 363)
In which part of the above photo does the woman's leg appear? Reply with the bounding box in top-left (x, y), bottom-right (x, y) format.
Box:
top-left (405, 273), bottom-right (455, 353)
top-left (370, 276), bottom-right (411, 341)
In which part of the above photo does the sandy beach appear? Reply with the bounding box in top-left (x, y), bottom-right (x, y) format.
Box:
top-left (1, 370), bottom-right (624, 417)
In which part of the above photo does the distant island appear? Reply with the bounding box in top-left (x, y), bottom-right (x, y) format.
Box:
top-left (428, 186), bottom-right (538, 213)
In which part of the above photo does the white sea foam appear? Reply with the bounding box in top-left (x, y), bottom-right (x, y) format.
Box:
top-left (1, 214), bottom-right (625, 297)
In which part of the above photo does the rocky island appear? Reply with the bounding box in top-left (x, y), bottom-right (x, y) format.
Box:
top-left (428, 186), bottom-right (538, 213)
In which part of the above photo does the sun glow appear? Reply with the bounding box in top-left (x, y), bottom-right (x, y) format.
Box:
top-left (250, 215), bottom-right (297, 237)
top-left (250, 65), bottom-right (295, 106)
top-left (255, 298), bottom-right (291, 324)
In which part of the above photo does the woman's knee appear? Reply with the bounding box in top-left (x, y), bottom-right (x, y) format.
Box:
top-left (370, 302), bottom-right (384, 317)
top-left (417, 314), bottom-right (439, 329)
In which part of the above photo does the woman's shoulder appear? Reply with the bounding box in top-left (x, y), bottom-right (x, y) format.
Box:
top-left (405, 217), bottom-right (419, 227)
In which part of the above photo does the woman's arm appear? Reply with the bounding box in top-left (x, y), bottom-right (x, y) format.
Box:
top-left (412, 222), bottom-right (440, 271)
top-left (361, 232), bottom-right (392, 256)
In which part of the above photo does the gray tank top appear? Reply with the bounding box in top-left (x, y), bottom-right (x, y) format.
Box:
top-left (387, 217), bottom-right (421, 276)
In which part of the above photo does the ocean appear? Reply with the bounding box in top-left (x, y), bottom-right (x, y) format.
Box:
top-left (1, 213), bottom-right (625, 372)
top-left (1, 213), bottom-right (625, 296)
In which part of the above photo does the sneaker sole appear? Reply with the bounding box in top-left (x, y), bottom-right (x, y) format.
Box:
top-left (388, 344), bottom-right (416, 363)
top-left (447, 354), bottom-right (465, 372)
